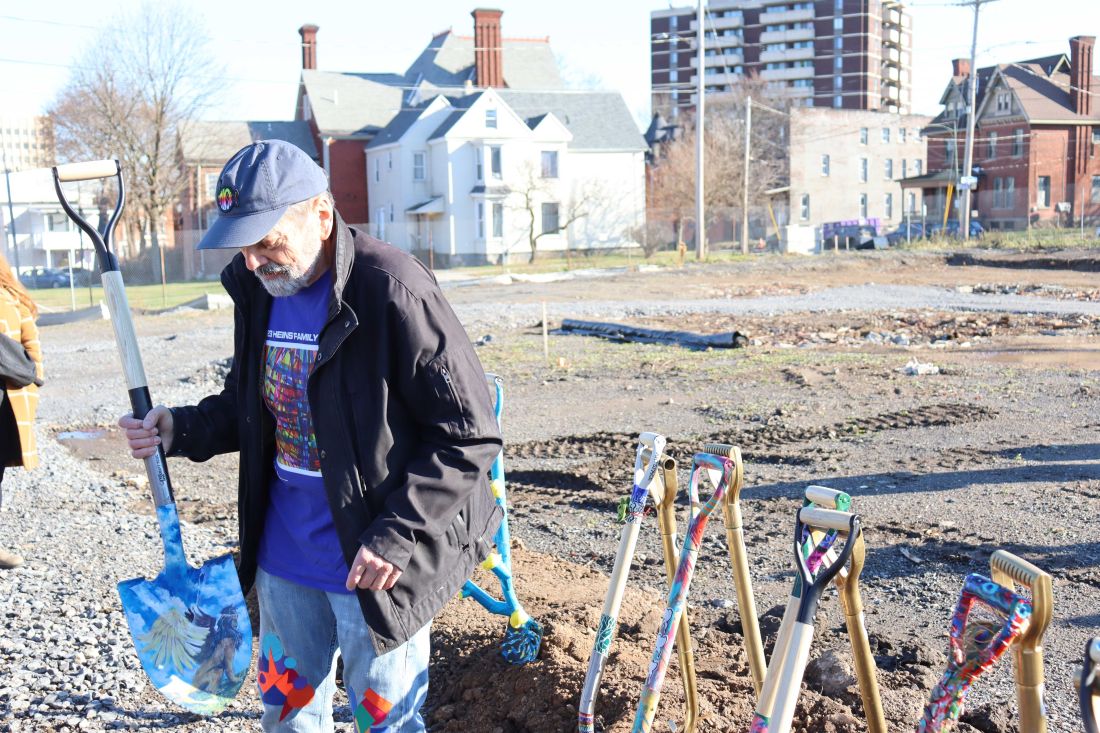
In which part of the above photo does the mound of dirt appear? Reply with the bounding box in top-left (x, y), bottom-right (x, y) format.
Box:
top-left (424, 547), bottom-right (1009, 733)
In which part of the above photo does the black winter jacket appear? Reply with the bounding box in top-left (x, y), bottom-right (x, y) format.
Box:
top-left (168, 215), bottom-right (503, 654)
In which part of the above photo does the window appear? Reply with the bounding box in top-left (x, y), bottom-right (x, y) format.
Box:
top-left (1091, 175), bottom-right (1100, 204)
top-left (1005, 177), bottom-right (1015, 208)
top-left (389, 203), bottom-right (394, 222)
top-left (834, 75), bottom-right (843, 90)
top-left (1013, 129), bottom-right (1024, 157)
top-left (914, 159), bottom-right (923, 175)
top-left (884, 192), bottom-right (893, 219)
top-left (833, 95), bottom-right (842, 108)
top-left (946, 139), bottom-right (956, 165)
top-left (205, 172), bottom-right (219, 199)
top-left (800, 194), bottom-right (810, 221)
top-left (374, 158), bottom-right (380, 182)
top-left (859, 193), bottom-right (868, 218)
top-left (492, 203), bottom-right (504, 237)
top-left (412, 151), bottom-right (426, 181)
top-left (908, 192), bottom-right (916, 215)
top-left (47, 212), bottom-right (69, 232)
top-left (387, 151), bottom-right (393, 170)
top-left (996, 92), bottom-right (1010, 113)
top-left (881, 127), bottom-right (890, 144)
top-left (475, 148), bottom-right (483, 181)
top-left (1093, 127), bottom-right (1100, 144)
top-left (885, 158), bottom-right (893, 179)
top-left (476, 202), bottom-right (485, 238)
top-left (541, 202), bottom-right (560, 234)
top-left (821, 154), bottom-right (830, 176)
top-left (834, 17), bottom-right (843, 30)
top-left (486, 108), bottom-right (497, 128)
top-left (834, 56), bottom-right (843, 70)
top-left (988, 131), bottom-right (997, 159)
top-left (993, 177), bottom-right (1004, 208)
top-left (859, 127), bottom-right (868, 145)
top-left (1037, 176), bottom-right (1051, 208)
top-left (902, 159), bottom-right (908, 178)
top-left (834, 36), bottom-right (843, 50)
top-left (899, 127), bottom-right (906, 143)
top-left (859, 157), bottom-right (868, 182)
top-left (490, 146), bottom-right (502, 179)
top-left (541, 150), bottom-right (558, 178)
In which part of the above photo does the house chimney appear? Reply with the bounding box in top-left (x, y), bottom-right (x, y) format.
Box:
top-left (299, 24), bottom-right (319, 71)
top-left (472, 8), bottom-right (504, 88)
top-left (1069, 35), bottom-right (1094, 116)
top-left (951, 58), bottom-right (970, 78)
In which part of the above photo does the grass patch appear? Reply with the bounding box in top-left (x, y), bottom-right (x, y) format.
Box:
top-left (30, 281), bottom-right (227, 311)
top-left (897, 229), bottom-right (1100, 252)
top-left (442, 247), bottom-right (759, 278)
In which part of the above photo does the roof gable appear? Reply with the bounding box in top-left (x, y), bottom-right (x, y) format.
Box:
top-left (299, 70), bottom-right (406, 136)
top-left (403, 30), bottom-right (564, 91)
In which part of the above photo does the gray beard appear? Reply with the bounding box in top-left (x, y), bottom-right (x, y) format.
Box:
top-left (255, 246), bottom-right (322, 297)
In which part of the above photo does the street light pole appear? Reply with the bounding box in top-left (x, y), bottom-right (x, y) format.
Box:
top-left (741, 96), bottom-right (752, 254)
top-left (694, 0), bottom-right (706, 260)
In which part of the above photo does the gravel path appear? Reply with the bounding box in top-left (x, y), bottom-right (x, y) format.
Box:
top-left (449, 284), bottom-right (1100, 330)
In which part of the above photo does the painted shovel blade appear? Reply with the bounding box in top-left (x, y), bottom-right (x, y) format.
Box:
top-left (118, 553), bottom-right (252, 715)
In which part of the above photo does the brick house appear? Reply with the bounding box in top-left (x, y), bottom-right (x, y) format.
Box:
top-left (294, 9), bottom-right (563, 227)
top-left (905, 36), bottom-right (1099, 230)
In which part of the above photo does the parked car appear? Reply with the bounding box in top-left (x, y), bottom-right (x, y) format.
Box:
top-left (21, 267), bottom-right (71, 289)
top-left (67, 267), bottom-right (96, 287)
top-left (885, 222), bottom-right (927, 245)
top-left (928, 219), bottom-right (985, 239)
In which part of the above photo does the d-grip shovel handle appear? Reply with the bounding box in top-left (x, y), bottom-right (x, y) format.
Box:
top-left (1082, 638), bottom-right (1100, 733)
top-left (989, 550), bottom-right (1052, 733)
top-left (52, 161), bottom-right (177, 522)
top-left (794, 507), bottom-right (860, 625)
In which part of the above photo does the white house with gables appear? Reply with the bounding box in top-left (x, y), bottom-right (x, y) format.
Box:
top-left (365, 87), bottom-right (647, 265)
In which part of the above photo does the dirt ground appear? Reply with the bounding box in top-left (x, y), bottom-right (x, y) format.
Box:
top-left (41, 249), bottom-right (1100, 732)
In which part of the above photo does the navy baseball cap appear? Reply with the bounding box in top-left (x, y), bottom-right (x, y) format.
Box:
top-left (197, 140), bottom-right (329, 250)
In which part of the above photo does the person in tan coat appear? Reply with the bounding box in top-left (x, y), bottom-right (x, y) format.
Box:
top-left (0, 254), bottom-right (42, 569)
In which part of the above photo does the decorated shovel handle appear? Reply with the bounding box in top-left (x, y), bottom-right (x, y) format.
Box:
top-left (52, 164), bottom-right (176, 513)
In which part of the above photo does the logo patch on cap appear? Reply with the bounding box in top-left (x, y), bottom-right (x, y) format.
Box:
top-left (216, 185), bottom-right (239, 213)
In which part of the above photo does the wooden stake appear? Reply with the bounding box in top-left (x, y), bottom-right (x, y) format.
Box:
top-left (542, 301), bottom-right (549, 364)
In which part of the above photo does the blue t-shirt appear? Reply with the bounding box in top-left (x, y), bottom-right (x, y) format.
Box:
top-left (256, 269), bottom-right (351, 593)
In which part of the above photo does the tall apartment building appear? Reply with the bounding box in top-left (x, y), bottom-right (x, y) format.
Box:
top-left (0, 117), bottom-right (55, 172)
top-left (651, 0), bottom-right (911, 116)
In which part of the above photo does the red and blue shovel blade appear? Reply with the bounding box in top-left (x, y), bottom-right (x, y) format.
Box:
top-left (118, 551), bottom-right (252, 715)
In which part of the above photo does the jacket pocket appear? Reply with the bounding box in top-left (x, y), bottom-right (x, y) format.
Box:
top-left (424, 354), bottom-right (468, 437)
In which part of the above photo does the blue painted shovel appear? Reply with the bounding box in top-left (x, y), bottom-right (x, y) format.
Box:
top-left (53, 160), bottom-right (252, 715)
top-left (460, 374), bottom-right (542, 664)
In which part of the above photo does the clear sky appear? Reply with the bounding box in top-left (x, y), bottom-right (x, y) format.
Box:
top-left (0, 0), bottom-right (1093, 129)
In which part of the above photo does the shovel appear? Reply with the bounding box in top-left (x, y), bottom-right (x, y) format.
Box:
top-left (460, 374), bottom-right (542, 665)
top-left (1079, 637), bottom-right (1099, 733)
top-left (989, 550), bottom-right (1052, 733)
top-left (53, 160), bottom-right (252, 715)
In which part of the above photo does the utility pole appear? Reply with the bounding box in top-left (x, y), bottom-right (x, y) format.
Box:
top-left (959, 0), bottom-right (997, 241)
top-left (694, 0), bottom-right (706, 260)
top-left (741, 96), bottom-right (752, 254)
top-left (1, 130), bottom-right (20, 275)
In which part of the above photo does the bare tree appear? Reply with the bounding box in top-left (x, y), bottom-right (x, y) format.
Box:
top-left (513, 163), bottom-right (594, 264)
top-left (648, 77), bottom-right (791, 250)
top-left (49, 1), bottom-right (217, 273)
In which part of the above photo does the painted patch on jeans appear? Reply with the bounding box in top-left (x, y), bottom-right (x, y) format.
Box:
top-left (354, 688), bottom-right (394, 732)
top-left (256, 633), bottom-right (316, 721)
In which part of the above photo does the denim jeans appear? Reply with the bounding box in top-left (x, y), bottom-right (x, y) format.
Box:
top-left (256, 568), bottom-right (430, 732)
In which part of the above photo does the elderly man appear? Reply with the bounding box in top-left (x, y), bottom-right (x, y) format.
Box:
top-left (120, 140), bottom-right (502, 732)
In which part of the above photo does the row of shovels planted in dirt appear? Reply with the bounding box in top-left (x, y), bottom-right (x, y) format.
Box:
top-left (464, 426), bottom-right (1100, 733)
top-left (564, 435), bottom-right (1098, 733)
